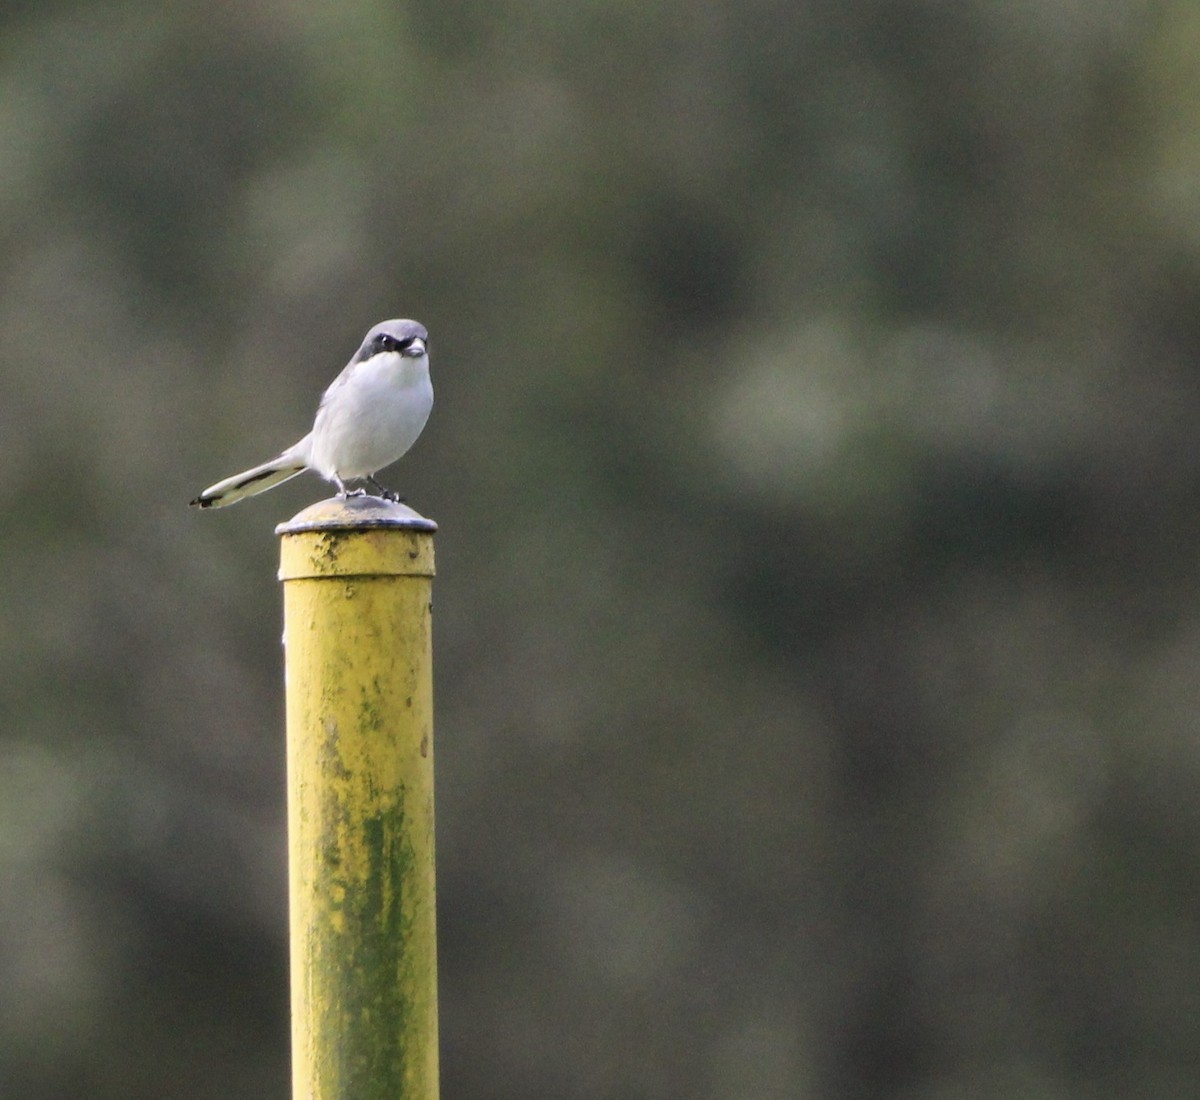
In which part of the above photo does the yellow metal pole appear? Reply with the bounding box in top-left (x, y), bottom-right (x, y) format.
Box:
top-left (277, 496), bottom-right (439, 1100)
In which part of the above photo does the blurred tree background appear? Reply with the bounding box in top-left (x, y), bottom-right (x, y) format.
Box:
top-left (3, 0), bottom-right (1200, 1096)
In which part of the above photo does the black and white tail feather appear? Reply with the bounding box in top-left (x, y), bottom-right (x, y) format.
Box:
top-left (190, 319), bottom-right (432, 510)
top-left (190, 438), bottom-right (311, 509)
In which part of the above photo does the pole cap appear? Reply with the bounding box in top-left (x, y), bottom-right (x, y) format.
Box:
top-left (275, 494), bottom-right (438, 537)
top-left (278, 496), bottom-right (436, 580)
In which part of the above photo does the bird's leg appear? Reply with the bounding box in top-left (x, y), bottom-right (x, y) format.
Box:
top-left (333, 475), bottom-right (366, 499)
top-left (367, 474), bottom-right (405, 503)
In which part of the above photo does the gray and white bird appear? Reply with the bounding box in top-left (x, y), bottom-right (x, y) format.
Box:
top-left (191, 319), bottom-right (433, 509)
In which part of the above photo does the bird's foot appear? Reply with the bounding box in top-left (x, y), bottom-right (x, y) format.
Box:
top-left (366, 476), bottom-right (405, 503)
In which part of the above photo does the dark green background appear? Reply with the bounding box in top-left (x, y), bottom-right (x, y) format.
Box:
top-left (3, 2), bottom-right (1199, 1097)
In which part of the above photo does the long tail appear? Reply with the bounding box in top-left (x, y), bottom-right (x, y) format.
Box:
top-left (191, 436), bottom-right (311, 509)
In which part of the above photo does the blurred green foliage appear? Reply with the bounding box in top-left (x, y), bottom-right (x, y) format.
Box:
top-left (3, 0), bottom-right (1200, 1096)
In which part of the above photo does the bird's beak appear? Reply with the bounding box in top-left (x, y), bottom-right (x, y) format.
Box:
top-left (403, 338), bottom-right (427, 358)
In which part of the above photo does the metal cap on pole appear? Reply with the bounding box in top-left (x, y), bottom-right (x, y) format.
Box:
top-left (277, 495), bottom-right (439, 1100)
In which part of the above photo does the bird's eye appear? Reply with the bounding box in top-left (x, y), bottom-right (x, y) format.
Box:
top-left (378, 334), bottom-right (399, 353)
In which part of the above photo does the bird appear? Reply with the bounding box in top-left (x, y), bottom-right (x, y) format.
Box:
top-left (191, 319), bottom-right (433, 509)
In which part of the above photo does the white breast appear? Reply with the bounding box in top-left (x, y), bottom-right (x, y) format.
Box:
top-left (308, 353), bottom-right (433, 479)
